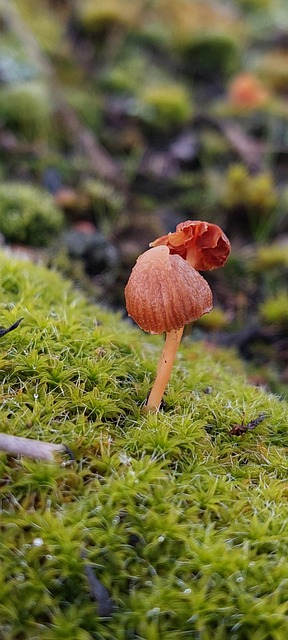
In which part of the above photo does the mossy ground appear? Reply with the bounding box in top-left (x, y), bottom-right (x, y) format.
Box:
top-left (0, 0), bottom-right (287, 398)
top-left (0, 253), bottom-right (288, 640)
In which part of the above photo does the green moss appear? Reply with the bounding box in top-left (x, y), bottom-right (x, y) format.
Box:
top-left (137, 83), bottom-right (193, 131)
top-left (196, 307), bottom-right (229, 330)
top-left (0, 253), bottom-right (287, 638)
top-left (99, 49), bottom-right (152, 95)
top-left (180, 33), bottom-right (241, 79)
top-left (64, 88), bottom-right (103, 133)
top-left (77, 0), bottom-right (139, 34)
top-left (260, 290), bottom-right (288, 325)
top-left (235, 0), bottom-right (271, 8)
top-left (136, 0), bottom-right (244, 77)
top-left (82, 179), bottom-right (124, 225)
top-left (100, 45), bottom-right (193, 135)
top-left (155, 0), bottom-right (243, 78)
top-left (221, 164), bottom-right (279, 240)
top-left (0, 183), bottom-right (65, 246)
top-left (15, 0), bottom-right (63, 55)
top-left (222, 164), bottom-right (277, 211)
top-left (200, 130), bottom-right (231, 161)
top-left (253, 242), bottom-right (288, 271)
top-left (0, 81), bottom-right (52, 141)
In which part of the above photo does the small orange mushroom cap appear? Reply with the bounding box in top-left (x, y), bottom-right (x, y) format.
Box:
top-left (150, 220), bottom-right (230, 271)
top-left (228, 73), bottom-right (269, 110)
top-left (125, 245), bottom-right (213, 334)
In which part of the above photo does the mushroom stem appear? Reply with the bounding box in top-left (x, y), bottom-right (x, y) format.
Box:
top-left (146, 327), bottom-right (184, 412)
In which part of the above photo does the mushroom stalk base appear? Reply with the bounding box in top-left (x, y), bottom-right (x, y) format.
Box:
top-left (146, 327), bottom-right (184, 412)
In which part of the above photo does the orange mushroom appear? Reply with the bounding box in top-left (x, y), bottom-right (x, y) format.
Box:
top-left (125, 221), bottom-right (230, 412)
top-left (125, 245), bottom-right (212, 412)
top-left (228, 73), bottom-right (269, 110)
top-left (150, 220), bottom-right (230, 270)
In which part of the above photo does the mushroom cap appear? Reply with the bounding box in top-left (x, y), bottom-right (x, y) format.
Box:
top-left (125, 245), bottom-right (213, 334)
top-left (228, 73), bottom-right (269, 109)
top-left (150, 220), bottom-right (230, 270)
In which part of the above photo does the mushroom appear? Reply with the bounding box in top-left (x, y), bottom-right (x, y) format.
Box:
top-left (125, 220), bottom-right (231, 412)
top-left (227, 73), bottom-right (269, 110)
top-left (125, 245), bottom-right (213, 411)
top-left (150, 220), bottom-right (230, 270)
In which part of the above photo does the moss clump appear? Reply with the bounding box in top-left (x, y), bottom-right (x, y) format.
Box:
top-left (0, 253), bottom-right (288, 638)
top-left (235, 0), bottom-right (271, 8)
top-left (0, 183), bottom-right (65, 246)
top-left (99, 48), bottom-right (152, 95)
top-left (0, 81), bottom-right (52, 140)
top-left (152, 0), bottom-right (243, 78)
top-left (221, 164), bottom-right (278, 240)
top-left (82, 179), bottom-right (124, 225)
top-left (137, 83), bottom-right (193, 131)
top-left (196, 306), bottom-right (229, 330)
top-left (76, 0), bottom-right (139, 34)
top-left (14, 0), bottom-right (63, 55)
top-left (253, 242), bottom-right (288, 271)
top-left (260, 290), bottom-right (288, 325)
top-left (181, 33), bottom-right (241, 79)
top-left (222, 164), bottom-right (277, 212)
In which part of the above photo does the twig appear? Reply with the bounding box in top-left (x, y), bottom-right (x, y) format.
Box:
top-left (221, 121), bottom-right (265, 172)
top-left (194, 114), bottom-right (265, 171)
top-left (84, 563), bottom-right (114, 617)
top-left (229, 413), bottom-right (266, 436)
top-left (0, 433), bottom-right (66, 461)
top-left (0, 317), bottom-right (23, 337)
top-left (56, 105), bottom-right (124, 186)
top-left (81, 549), bottom-right (114, 617)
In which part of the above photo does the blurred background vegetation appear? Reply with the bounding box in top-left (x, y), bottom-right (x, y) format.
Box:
top-left (0, 0), bottom-right (288, 397)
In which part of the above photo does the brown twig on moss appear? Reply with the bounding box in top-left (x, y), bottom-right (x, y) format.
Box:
top-left (0, 433), bottom-right (67, 461)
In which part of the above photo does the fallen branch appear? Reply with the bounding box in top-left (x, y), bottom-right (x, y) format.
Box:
top-left (0, 433), bottom-right (67, 461)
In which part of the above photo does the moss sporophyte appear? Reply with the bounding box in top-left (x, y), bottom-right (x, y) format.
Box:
top-left (125, 220), bottom-right (231, 412)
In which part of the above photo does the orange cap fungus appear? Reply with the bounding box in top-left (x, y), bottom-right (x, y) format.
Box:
top-left (228, 73), bottom-right (269, 109)
top-left (125, 245), bottom-right (213, 334)
top-left (125, 220), bottom-right (230, 412)
top-left (150, 220), bottom-right (231, 271)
